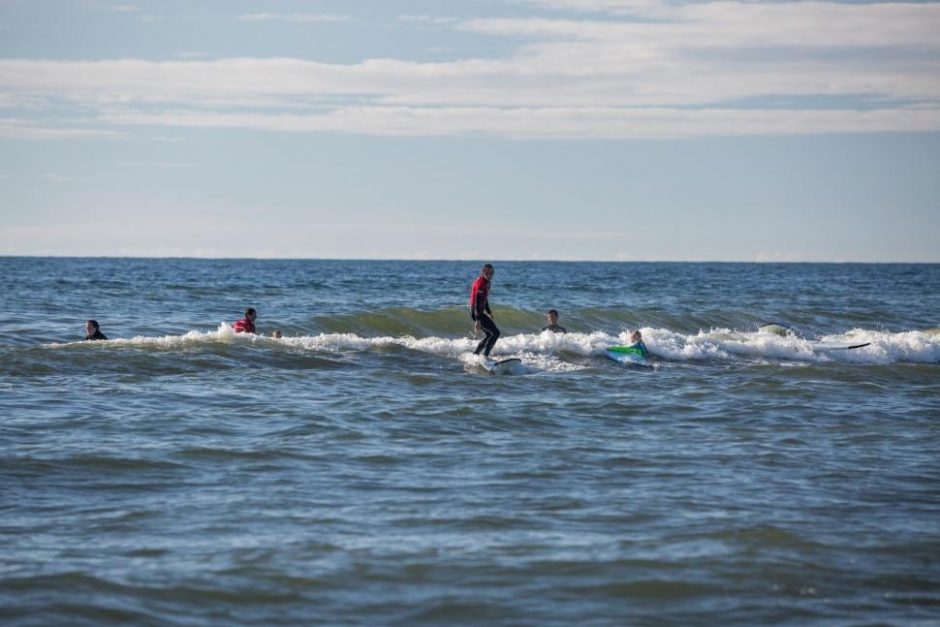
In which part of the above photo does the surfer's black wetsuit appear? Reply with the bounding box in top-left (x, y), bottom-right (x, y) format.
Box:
top-left (474, 313), bottom-right (500, 358)
top-left (85, 329), bottom-right (107, 341)
top-left (470, 275), bottom-right (499, 357)
top-left (541, 324), bottom-right (567, 333)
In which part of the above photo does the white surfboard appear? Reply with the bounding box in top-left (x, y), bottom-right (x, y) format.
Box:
top-left (759, 322), bottom-right (870, 351)
top-left (810, 341), bottom-right (871, 351)
top-left (483, 357), bottom-right (523, 375)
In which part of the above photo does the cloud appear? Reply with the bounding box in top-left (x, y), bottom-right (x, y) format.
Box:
top-left (398, 15), bottom-right (459, 25)
top-left (0, 118), bottom-right (118, 140)
top-left (96, 105), bottom-right (940, 139)
top-left (2, 1), bottom-right (939, 139)
top-left (514, 0), bottom-right (667, 16)
top-left (239, 13), bottom-right (351, 24)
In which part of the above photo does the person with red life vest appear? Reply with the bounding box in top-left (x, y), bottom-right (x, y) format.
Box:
top-left (233, 307), bottom-right (257, 334)
top-left (469, 263), bottom-right (499, 358)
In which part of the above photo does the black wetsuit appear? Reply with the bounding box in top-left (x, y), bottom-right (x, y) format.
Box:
top-left (473, 313), bottom-right (500, 357)
top-left (541, 324), bottom-right (567, 333)
top-left (85, 329), bottom-right (107, 341)
top-left (470, 275), bottom-right (499, 357)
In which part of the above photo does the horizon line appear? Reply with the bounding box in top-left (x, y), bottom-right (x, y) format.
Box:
top-left (1, 254), bottom-right (937, 265)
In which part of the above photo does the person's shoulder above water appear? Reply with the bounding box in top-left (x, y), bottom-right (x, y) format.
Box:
top-left (629, 330), bottom-right (649, 356)
top-left (233, 307), bottom-right (257, 334)
top-left (84, 319), bottom-right (107, 341)
top-left (541, 309), bottom-right (567, 334)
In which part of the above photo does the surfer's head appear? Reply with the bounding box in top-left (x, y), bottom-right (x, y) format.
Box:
top-left (245, 307), bottom-right (257, 321)
top-left (481, 264), bottom-right (494, 280)
top-left (631, 330), bottom-right (642, 343)
top-left (547, 309), bottom-right (559, 324)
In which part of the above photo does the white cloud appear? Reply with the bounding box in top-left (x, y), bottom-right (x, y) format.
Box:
top-left (239, 13), bottom-right (351, 23)
top-left (398, 14), bottom-right (459, 25)
top-left (2, 1), bottom-right (939, 139)
top-left (96, 105), bottom-right (940, 139)
top-left (0, 118), bottom-right (118, 140)
top-left (518, 0), bottom-right (659, 9)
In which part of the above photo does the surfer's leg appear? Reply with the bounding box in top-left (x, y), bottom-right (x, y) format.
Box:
top-left (471, 311), bottom-right (487, 355)
top-left (481, 317), bottom-right (500, 357)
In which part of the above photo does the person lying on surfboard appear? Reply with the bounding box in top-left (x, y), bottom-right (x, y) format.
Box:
top-left (469, 263), bottom-right (500, 358)
top-left (628, 330), bottom-right (649, 357)
top-left (542, 309), bottom-right (567, 334)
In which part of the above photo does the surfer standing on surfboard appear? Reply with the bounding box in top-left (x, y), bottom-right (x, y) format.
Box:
top-left (469, 264), bottom-right (500, 358)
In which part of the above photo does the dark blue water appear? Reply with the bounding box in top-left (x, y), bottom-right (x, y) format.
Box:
top-left (2, 258), bottom-right (938, 625)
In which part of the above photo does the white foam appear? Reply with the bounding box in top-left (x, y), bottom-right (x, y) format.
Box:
top-left (47, 324), bottom-right (940, 366)
top-left (48, 323), bottom-right (275, 349)
top-left (648, 327), bottom-right (940, 365)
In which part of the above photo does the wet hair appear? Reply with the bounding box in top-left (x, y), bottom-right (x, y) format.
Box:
top-left (86, 319), bottom-right (99, 330)
top-left (547, 309), bottom-right (559, 317)
top-left (481, 263), bottom-right (494, 273)
top-left (245, 307), bottom-right (256, 317)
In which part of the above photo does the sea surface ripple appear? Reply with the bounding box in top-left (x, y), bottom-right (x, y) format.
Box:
top-left (1, 258), bottom-right (939, 625)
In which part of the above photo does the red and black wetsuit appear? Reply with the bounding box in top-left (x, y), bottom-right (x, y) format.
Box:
top-left (232, 317), bottom-right (256, 334)
top-left (469, 275), bottom-right (499, 357)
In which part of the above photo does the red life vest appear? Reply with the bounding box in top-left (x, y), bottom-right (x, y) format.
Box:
top-left (233, 317), bottom-right (256, 334)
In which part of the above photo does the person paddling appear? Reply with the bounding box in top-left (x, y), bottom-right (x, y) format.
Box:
top-left (629, 330), bottom-right (649, 357)
top-left (469, 264), bottom-right (499, 358)
top-left (233, 307), bottom-right (257, 334)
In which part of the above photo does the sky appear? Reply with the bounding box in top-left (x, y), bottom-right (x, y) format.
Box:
top-left (1, 0), bottom-right (938, 261)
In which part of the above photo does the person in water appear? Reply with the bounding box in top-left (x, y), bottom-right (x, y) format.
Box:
top-left (469, 263), bottom-right (499, 358)
top-left (542, 309), bottom-right (567, 334)
top-left (84, 319), bottom-right (107, 341)
top-left (271, 329), bottom-right (283, 339)
top-left (629, 330), bottom-right (649, 357)
top-left (233, 308), bottom-right (257, 334)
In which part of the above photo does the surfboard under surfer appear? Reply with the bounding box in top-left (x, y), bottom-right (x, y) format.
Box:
top-left (469, 263), bottom-right (500, 358)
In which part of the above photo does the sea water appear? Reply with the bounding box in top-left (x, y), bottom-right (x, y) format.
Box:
top-left (1, 258), bottom-right (938, 625)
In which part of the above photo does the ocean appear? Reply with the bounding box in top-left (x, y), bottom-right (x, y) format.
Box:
top-left (2, 257), bottom-right (938, 625)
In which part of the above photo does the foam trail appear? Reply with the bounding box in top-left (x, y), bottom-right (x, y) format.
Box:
top-left (42, 325), bottom-right (940, 367)
top-left (46, 323), bottom-right (266, 349)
